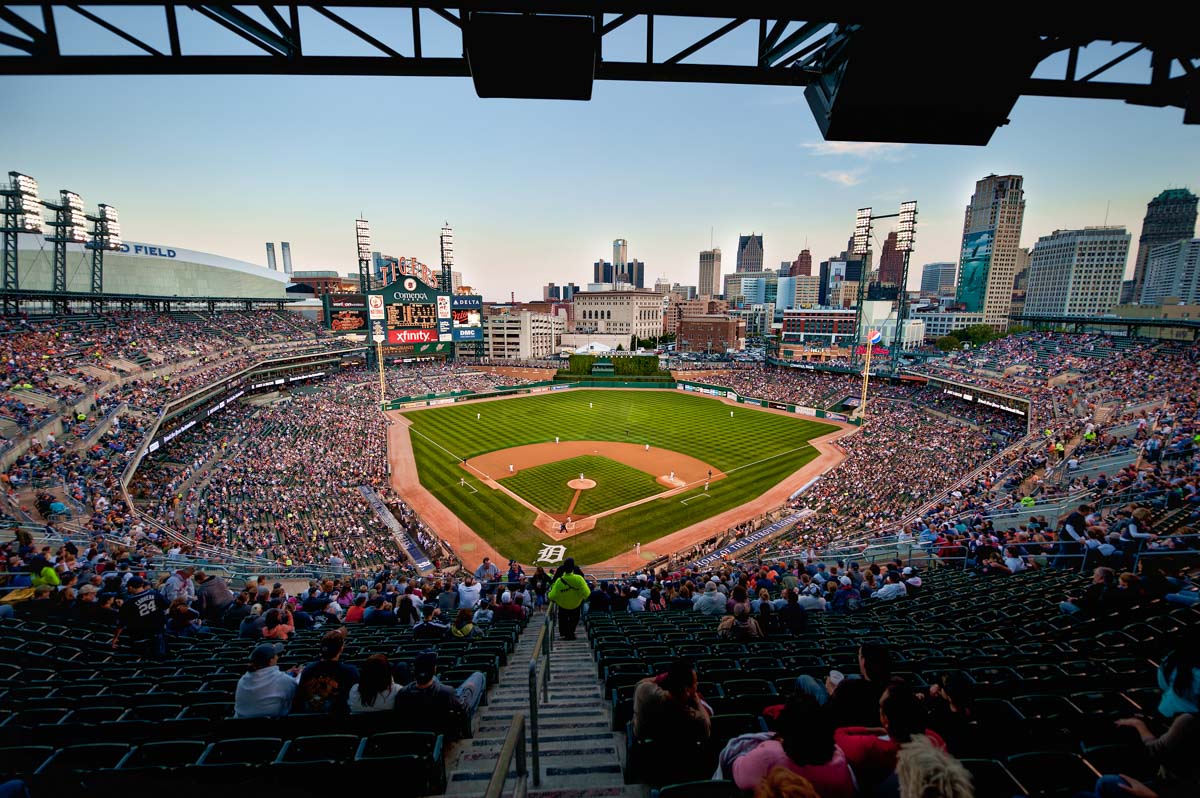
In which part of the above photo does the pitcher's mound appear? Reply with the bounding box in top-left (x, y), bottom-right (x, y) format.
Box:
top-left (567, 478), bottom-right (597, 490)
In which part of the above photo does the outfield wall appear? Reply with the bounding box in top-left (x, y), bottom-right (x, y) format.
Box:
top-left (384, 378), bottom-right (859, 423)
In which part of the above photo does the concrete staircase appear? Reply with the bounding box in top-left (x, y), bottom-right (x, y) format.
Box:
top-left (433, 616), bottom-right (646, 798)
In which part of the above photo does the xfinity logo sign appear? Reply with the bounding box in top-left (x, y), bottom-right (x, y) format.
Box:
top-left (119, 243), bottom-right (177, 258)
top-left (387, 329), bottom-right (438, 344)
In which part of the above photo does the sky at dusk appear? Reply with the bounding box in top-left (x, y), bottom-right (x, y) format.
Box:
top-left (2, 9), bottom-right (1197, 301)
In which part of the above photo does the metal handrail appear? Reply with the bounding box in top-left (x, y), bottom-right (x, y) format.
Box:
top-left (484, 711), bottom-right (529, 798)
top-left (527, 606), bottom-right (555, 787)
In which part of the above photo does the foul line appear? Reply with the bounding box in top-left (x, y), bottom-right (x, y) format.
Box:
top-left (409, 426), bottom-right (496, 485)
top-left (680, 493), bottom-right (711, 505)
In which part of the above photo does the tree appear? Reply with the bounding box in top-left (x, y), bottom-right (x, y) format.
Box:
top-left (616, 343), bottom-right (624, 351)
top-left (935, 335), bottom-right (961, 352)
top-left (960, 324), bottom-right (1001, 347)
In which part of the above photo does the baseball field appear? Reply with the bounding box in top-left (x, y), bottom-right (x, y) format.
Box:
top-left (399, 389), bottom-right (837, 565)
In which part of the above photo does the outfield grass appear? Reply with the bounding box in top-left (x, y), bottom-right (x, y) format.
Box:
top-left (404, 389), bottom-right (836, 564)
top-left (503, 455), bottom-right (666, 516)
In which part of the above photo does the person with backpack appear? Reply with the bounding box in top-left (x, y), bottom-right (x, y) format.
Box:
top-left (548, 558), bottom-right (588, 640)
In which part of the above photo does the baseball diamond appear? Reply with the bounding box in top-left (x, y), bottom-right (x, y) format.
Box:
top-left (388, 388), bottom-right (843, 566)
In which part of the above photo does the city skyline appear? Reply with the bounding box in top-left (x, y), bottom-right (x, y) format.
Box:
top-left (3, 58), bottom-right (1196, 302)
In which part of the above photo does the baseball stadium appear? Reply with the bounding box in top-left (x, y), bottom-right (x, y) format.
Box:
top-left (3, 11), bottom-right (1200, 795)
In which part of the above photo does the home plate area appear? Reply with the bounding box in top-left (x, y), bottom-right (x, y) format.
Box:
top-left (461, 440), bottom-right (723, 540)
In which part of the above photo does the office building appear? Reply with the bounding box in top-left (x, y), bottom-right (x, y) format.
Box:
top-left (1128, 188), bottom-right (1198, 303)
top-left (452, 271), bottom-right (463, 292)
top-left (876, 231), bottom-right (904, 286)
top-left (955, 174), bottom-right (1026, 329)
top-left (913, 309), bottom-right (986, 341)
top-left (723, 270), bottom-right (778, 309)
top-left (736, 233), bottom-right (764, 272)
top-left (818, 258), bottom-right (864, 306)
top-left (776, 275), bottom-right (821, 310)
top-left (781, 308), bottom-right (858, 347)
top-left (483, 309), bottom-right (565, 359)
top-left (1141, 239), bottom-right (1200, 306)
top-left (613, 238), bottom-right (628, 269)
top-left (619, 258), bottom-right (646, 289)
top-left (666, 297), bottom-right (728, 336)
top-left (789, 249), bottom-right (813, 277)
top-left (672, 283), bottom-right (698, 300)
top-left (920, 262), bottom-right (957, 295)
top-left (1024, 227), bottom-right (1131, 317)
top-left (698, 248), bottom-right (722, 297)
top-left (678, 315), bottom-right (745, 353)
top-left (572, 290), bottom-right (664, 340)
top-left (543, 282), bottom-right (560, 301)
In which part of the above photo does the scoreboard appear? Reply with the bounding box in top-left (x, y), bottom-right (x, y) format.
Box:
top-left (322, 275), bottom-right (481, 354)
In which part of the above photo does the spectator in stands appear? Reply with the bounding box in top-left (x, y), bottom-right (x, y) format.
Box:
top-left (894, 735), bottom-right (974, 798)
top-left (193, 570), bottom-right (234, 620)
top-left (413, 604), bottom-right (449, 641)
top-left (165, 597), bottom-right (205, 638)
top-left (835, 682), bottom-right (946, 793)
top-left (494, 591), bottom-right (524, 622)
top-left (830, 577), bottom-right (861, 612)
top-left (472, 599), bottom-right (494, 625)
top-left (548, 558), bottom-right (588, 640)
top-left (112, 575), bottom-right (168, 657)
top-left (632, 659), bottom-right (712, 745)
top-left (294, 628), bottom-right (358, 714)
top-left (718, 603), bottom-right (764, 641)
top-left (668, 585), bottom-right (694, 611)
top-left (344, 595), bottom-right (367, 624)
top-left (729, 693), bottom-right (856, 797)
top-left (530, 566), bottom-right (550, 609)
top-left (457, 575), bottom-right (482, 609)
top-left (394, 650), bottom-right (486, 739)
top-left (348, 654), bottom-right (399, 713)
top-left (1060, 567), bottom-right (1117, 615)
top-left (1100, 634), bottom-right (1200, 798)
top-left (234, 642), bottom-right (300, 718)
top-left (831, 644), bottom-right (893, 727)
top-left (873, 571), bottom-right (908, 601)
top-left (778, 589), bottom-right (810, 634)
top-left (693, 581), bottom-right (728, 615)
top-left (364, 600), bottom-right (397, 626)
top-left (450, 608), bottom-right (477, 639)
top-left (162, 565), bottom-right (196, 604)
top-left (475, 557), bottom-right (500, 583)
top-left (261, 607), bottom-right (294, 640)
top-left (923, 673), bottom-right (976, 756)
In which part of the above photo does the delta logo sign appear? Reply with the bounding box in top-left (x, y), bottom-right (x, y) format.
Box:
top-left (387, 329), bottom-right (438, 344)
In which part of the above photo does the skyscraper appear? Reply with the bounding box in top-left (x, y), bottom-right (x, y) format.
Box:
top-left (613, 238), bottom-right (628, 269)
top-left (699, 248), bottom-right (722, 297)
top-left (624, 259), bottom-right (645, 289)
top-left (920, 262), bottom-right (957, 294)
top-left (593, 260), bottom-right (613, 283)
top-left (1141, 239), bottom-right (1200, 306)
top-left (955, 174), bottom-right (1026, 329)
top-left (794, 249), bottom-right (812, 277)
top-left (1128, 189), bottom-right (1198, 303)
top-left (877, 231), bottom-right (903, 285)
top-left (439, 223), bottom-right (454, 293)
top-left (736, 234), bottom-right (763, 272)
top-left (1025, 227), bottom-right (1131, 317)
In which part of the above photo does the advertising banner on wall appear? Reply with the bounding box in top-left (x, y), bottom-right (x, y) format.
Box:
top-left (958, 229), bottom-right (994, 313)
top-left (330, 310), bottom-right (368, 332)
top-left (368, 294), bottom-right (385, 320)
top-left (387, 329), bottom-right (438, 344)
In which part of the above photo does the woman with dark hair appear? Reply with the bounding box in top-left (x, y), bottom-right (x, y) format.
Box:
top-left (450, 607), bottom-right (477, 639)
top-left (261, 607), bottom-right (294, 640)
top-left (726, 584), bottom-right (751, 615)
top-left (396, 595), bottom-right (420, 625)
top-left (348, 654), bottom-right (398, 712)
top-left (531, 566), bottom-right (551, 609)
top-left (730, 692), bottom-right (856, 797)
top-left (835, 681), bottom-right (946, 793)
top-left (645, 587), bottom-right (665, 612)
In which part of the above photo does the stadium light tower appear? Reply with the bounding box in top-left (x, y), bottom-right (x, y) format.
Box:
top-left (355, 218), bottom-right (372, 293)
top-left (850, 207), bottom-right (872, 366)
top-left (43, 189), bottom-right (90, 314)
top-left (1, 172), bottom-right (45, 315)
top-left (86, 203), bottom-right (122, 311)
top-left (439, 222), bottom-right (454, 294)
top-left (890, 201), bottom-right (919, 372)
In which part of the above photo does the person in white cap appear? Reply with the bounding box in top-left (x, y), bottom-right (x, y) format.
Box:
top-left (692, 581), bottom-right (727, 616)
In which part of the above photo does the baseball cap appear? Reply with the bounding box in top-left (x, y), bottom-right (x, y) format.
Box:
top-left (79, 584), bottom-right (99, 595)
top-left (126, 576), bottom-right (146, 589)
top-left (839, 576), bottom-right (852, 586)
top-left (414, 651), bottom-right (438, 681)
top-left (251, 642), bottom-right (284, 666)
top-left (902, 567), bottom-right (914, 576)
top-left (500, 592), bottom-right (512, 604)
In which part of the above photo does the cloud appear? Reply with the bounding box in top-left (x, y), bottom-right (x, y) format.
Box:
top-left (802, 141), bottom-right (909, 159)
top-left (819, 169), bottom-right (865, 187)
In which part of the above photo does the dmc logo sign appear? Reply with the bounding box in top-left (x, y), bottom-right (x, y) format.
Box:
top-left (387, 329), bottom-right (438, 344)
top-left (119, 243), bottom-right (176, 258)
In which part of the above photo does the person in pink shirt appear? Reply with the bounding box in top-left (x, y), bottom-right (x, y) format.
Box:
top-left (732, 693), bottom-right (857, 798)
top-left (834, 682), bottom-right (946, 793)
top-left (261, 607), bottom-right (295, 640)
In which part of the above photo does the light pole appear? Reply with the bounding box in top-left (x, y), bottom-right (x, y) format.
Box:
top-left (1, 172), bottom-right (45, 316)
